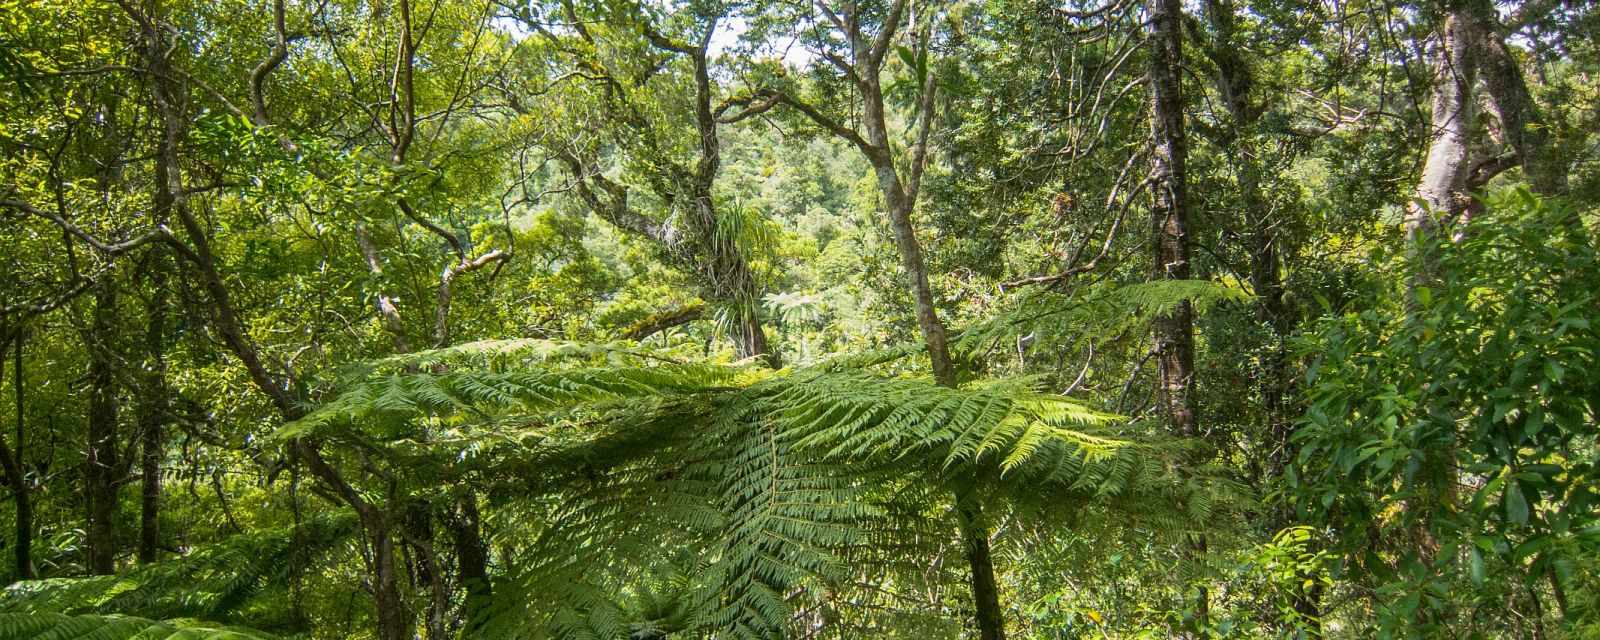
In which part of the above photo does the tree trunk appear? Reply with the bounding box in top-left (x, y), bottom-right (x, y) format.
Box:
top-left (858, 61), bottom-right (998, 640)
top-left (1202, 0), bottom-right (1318, 632)
top-left (960, 504), bottom-right (1004, 640)
top-left (1147, 0), bottom-right (1198, 439)
top-left (1409, 8), bottom-right (1479, 239)
top-left (1148, 0), bottom-right (1206, 632)
top-left (1403, 6), bottom-right (1481, 606)
top-left (401, 504), bottom-right (446, 640)
top-left (137, 256), bottom-right (170, 564)
top-left (1199, 0), bottom-right (1293, 465)
top-left (1464, 1), bottom-right (1564, 196)
top-left (1, 332), bottom-right (36, 580)
top-left (85, 279), bottom-right (121, 575)
top-left (731, 295), bottom-right (775, 366)
top-left (452, 493), bottom-right (492, 634)
top-left (369, 520), bottom-right (411, 640)
top-left (132, 9), bottom-right (411, 637)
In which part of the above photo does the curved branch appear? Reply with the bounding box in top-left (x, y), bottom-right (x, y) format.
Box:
top-left (250, 0), bottom-right (299, 126)
top-left (1, 199), bottom-right (173, 256)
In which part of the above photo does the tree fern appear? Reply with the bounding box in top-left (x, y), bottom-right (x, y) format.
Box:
top-left (282, 338), bottom-right (1230, 638)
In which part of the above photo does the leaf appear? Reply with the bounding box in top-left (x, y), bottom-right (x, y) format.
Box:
top-left (1505, 482), bottom-right (1529, 525)
top-left (895, 45), bottom-right (915, 71)
top-left (1468, 547), bottom-right (1484, 585)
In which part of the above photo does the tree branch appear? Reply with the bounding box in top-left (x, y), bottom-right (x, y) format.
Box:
top-left (1, 199), bottom-right (175, 256)
top-left (250, 0), bottom-right (301, 126)
top-left (775, 91), bottom-right (872, 153)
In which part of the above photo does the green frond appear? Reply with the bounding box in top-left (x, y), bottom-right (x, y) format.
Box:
top-left (290, 339), bottom-right (1221, 639)
top-left (0, 613), bottom-right (278, 640)
top-left (953, 279), bottom-right (1250, 361)
top-left (1, 513), bottom-right (357, 623)
top-left (276, 353), bottom-right (750, 441)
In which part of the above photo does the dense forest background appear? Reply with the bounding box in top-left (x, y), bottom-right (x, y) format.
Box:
top-left (1, 0), bottom-right (1598, 637)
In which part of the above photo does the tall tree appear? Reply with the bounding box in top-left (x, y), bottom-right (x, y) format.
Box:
top-left (1146, 0), bottom-right (1207, 632)
top-left (0, 329), bottom-right (36, 580)
top-left (506, 2), bottom-right (778, 365)
top-left (136, 254), bottom-right (169, 565)
top-left (1145, 0), bottom-right (1196, 438)
top-left (1409, 5), bottom-right (1479, 238)
top-left (83, 279), bottom-right (121, 575)
top-left (724, 0), bottom-right (1004, 636)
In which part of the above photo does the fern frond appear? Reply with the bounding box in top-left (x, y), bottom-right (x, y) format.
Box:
top-left (953, 279), bottom-right (1250, 362)
top-left (0, 613), bottom-right (278, 640)
top-left (290, 338), bottom-right (1225, 639)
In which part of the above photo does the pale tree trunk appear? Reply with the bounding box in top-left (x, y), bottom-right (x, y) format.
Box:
top-left (1402, 6), bottom-right (1482, 623)
top-left (370, 521), bottom-right (409, 640)
top-left (1465, 1), bottom-right (1565, 196)
top-left (1409, 8), bottom-right (1479, 240)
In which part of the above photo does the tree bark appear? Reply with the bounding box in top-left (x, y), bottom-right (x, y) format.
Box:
top-left (84, 279), bottom-right (121, 575)
top-left (1208, 0), bottom-right (1294, 478)
top-left (1464, 1), bottom-right (1565, 196)
top-left (1409, 8), bottom-right (1479, 239)
top-left (1202, 0), bottom-right (1319, 632)
top-left (960, 505), bottom-right (1004, 640)
top-left (137, 256), bottom-right (170, 565)
top-left (452, 493), bottom-right (492, 634)
top-left (1148, 0), bottom-right (1206, 632)
top-left (369, 520), bottom-right (409, 640)
top-left (1147, 0), bottom-right (1198, 440)
top-left (777, 5), bottom-right (998, 635)
top-left (546, 17), bottom-right (779, 367)
top-left (0, 332), bottom-right (36, 580)
top-left (126, 5), bottom-right (414, 636)
top-left (355, 224), bottom-right (414, 354)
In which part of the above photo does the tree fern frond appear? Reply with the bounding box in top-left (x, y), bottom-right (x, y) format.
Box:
top-left (0, 613), bottom-right (278, 640)
top-left (291, 338), bottom-right (1225, 639)
top-left (952, 279), bottom-right (1250, 361)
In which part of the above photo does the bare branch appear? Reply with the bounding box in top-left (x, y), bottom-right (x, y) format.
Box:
top-left (775, 91), bottom-right (872, 153)
top-left (250, 0), bottom-right (301, 126)
top-left (434, 249), bottom-right (511, 346)
top-left (869, 0), bottom-right (910, 67)
top-left (1, 199), bottom-right (173, 256)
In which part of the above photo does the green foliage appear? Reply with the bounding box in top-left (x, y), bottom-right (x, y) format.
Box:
top-left (3, 0), bottom-right (1596, 635)
top-left (954, 279), bottom-right (1252, 361)
top-left (1, 513), bottom-right (356, 625)
top-left (1294, 189), bottom-right (1600, 633)
top-left (282, 337), bottom-right (1218, 638)
top-left (0, 613), bottom-right (277, 640)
